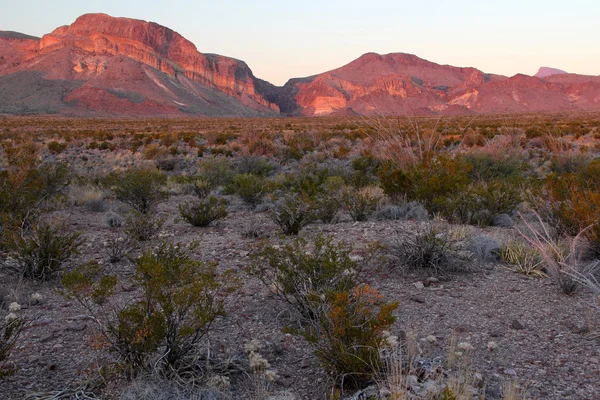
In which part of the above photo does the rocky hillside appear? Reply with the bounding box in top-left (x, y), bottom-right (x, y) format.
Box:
top-left (0, 14), bottom-right (599, 117)
top-left (0, 13), bottom-right (279, 117)
top-left (280, 53), bottom-right (600, 116)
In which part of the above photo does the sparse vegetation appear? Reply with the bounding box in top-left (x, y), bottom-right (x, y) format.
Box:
top-left (2, 115), bottom-right (600, 399)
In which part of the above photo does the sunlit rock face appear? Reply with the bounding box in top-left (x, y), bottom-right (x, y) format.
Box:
top-left (279, 52), bottom-right (600, 116)
top-left (0, 13), bottom-right (279, 116)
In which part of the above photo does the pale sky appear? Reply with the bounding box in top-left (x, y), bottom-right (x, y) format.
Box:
top-left (1, 0), bottom-right (598, 85)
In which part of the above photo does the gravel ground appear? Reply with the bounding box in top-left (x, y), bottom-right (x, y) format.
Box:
top-left (1, 197), bottom-right (599, 400)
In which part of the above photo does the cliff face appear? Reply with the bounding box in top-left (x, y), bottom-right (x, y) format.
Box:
top-left (0, 13), bottom-right (278, 116)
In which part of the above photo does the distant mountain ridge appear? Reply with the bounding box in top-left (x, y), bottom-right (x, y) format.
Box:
top-left (1, 13), bottom-right (599, 117)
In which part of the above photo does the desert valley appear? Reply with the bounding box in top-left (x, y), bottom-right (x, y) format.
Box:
top-left (0, 12), bottom-right (599, 400)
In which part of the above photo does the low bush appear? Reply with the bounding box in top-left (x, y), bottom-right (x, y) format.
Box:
top-left (300, 285), bottom-right (398, 390)
top-left (62, 242), bottom-right (234, 377)
top-left (124, 211), bottom-right (165, 242)
top-left (250, 234), bottom-right (363, 321)
top-left (2, 222), bottom-right (82, 280)
top-left (225, 174), bottom-right (268, 206)
top-left (0, 161), bottom-right (70, 230)
top-left (179, 196), bottom-right (228, 227)
top-left (250, 234), bottom-right (395, 390)
top-left (106, 168), bottom-right (168, 214)
top-left (340, 186), bottom-right (381, 222)
top-left (269, 194), bottom-right (314, 235)
top-left (385, 222), bottom-right (472, 276)
top-left (198, 156), bottom-right (235, 188)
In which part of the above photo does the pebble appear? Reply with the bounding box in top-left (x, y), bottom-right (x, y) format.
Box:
top-left (413, 281), bottom-right (425, 290)
top-left (511, 319), bottom-right (526, 330)
top-left (410, 295), bottom-right (426, 304)
top-left (505, 368), bottom-right (517, 376)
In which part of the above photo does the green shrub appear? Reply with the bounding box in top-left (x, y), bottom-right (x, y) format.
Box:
top-left (0, 162), bottom-right (70, 229)
top-left (537, 166), bottom-right (600, 253)
top-left (178, 196), bottom-right (227, 227)
top-left (433, 180), bottom-right (521, 226)
top-left (124, 211), bottom-right (165, 242)
top-left (107, 168), bottom-right (168, 214)
top-left (198, 156), bottom-right (235, 188)
top-left (62, 242), bottom-right (233, 377)
top-left (463, 152), bottom-right (526, 181)
top-left (340, 186), bottom-right (381, 222)
top-left (312, 177), bottom-right (345, 223)
top-left (250, 234), bottom-right (363, 321)
top-left (269, 194), bottom-right (314, 235)
top-left (47, 141), bottom-right (67, 154)
top-left (226, 174), bottom-right (268, 206)
top-left (301, 285), bottom-right (398, 390)
top-left (3, 222), bottom-right (82, 280)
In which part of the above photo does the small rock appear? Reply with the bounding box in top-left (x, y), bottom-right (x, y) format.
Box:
top-left (300, 358), bottom-right (311, 369)
top-left (504, 368), bottom-right (517, 376)
top-left (455, 324), bottom-right (471, 333)
top-left (489, 329), bottom-right (504, 338)
top-left (410, 295), bottom-right (426, 304)
top-left (427, 277), bottom-right (439, 284)
top-left (40, 334), bottom-right (57, 343)
top-left (413, 281), bottom-right (425, 290)
top-left (487, 341), bottom-right (498, 351)
top-left (379, 387), bottom-right (392, 398)
top-left (511, 319), bottom-right (526, 330)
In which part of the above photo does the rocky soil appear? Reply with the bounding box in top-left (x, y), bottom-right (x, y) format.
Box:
top-left (1, 193), bottom-right (599, 400)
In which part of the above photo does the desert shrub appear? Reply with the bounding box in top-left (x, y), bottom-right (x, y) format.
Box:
top-left (250, 234), bottom-right (363, 321)
top-left (349, 155), bottom-right (381, 188)
top-left (378, 157), bottom-right (472, 214)
top-left (198, 156), bottom-right (235, 188)
top-left (225, 174), bottom-right (268, 207)
top-left (386, 223), bottom-right (472, 276)
top-left (155, 157), bottom-right (179, 172)
top-left (107, 168), bottom-right (168, 214)
top-left (62, 242), bottom-right (233, 377)
top-left (179, 196), bottom-right (228, 227)
top-left (0, 162), bottom-right (70, 229)
top-left (299, 285), bottom-right (398, 390)
top-left (537, 165), bottom-right (600, 253)
top-left (462, 152), bottom-right (526, 181)
top-left (105, 235), bottom-right (135, 263)
top-left (47, 140), bottom-right (67, 154)
top-left (340, 186), bottom-right (381, 222)
top-left (235, 156), bottom-right (275, 177)
top-left (500, 241), bottom-right (545, 277)
top-left (433, 180), bottom-right (521, 226)
top-left (2, 222), bottom-right (82, 280)
top-left (191, 178), bottom-right (212, 199)
top-left (312, 177), bottom-right (345, 223)
top-left (124, 211), bottom-right (165, 242)
top-left (269, 194), bottom-right (314, 235)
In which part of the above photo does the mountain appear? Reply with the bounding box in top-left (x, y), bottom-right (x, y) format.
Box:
top-left (0, 13), bottom-right (279, 116)
top-left (279, 53), bottom-right (600, 116)
top-left (0, 14), bottom-right (599, 117)
top-left (534, 67), bottom-right (567, 79)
